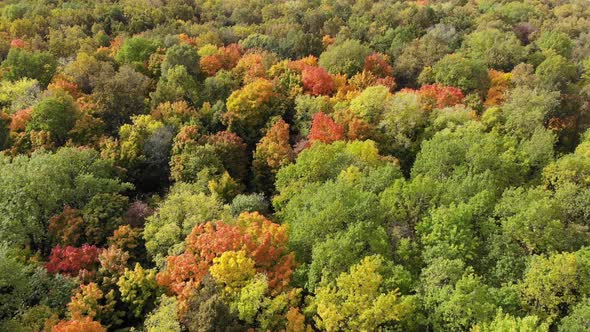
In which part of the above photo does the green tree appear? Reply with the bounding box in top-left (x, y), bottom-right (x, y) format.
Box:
top-left (115, 36), bottom-right (158, 67)
top-left (117, 263), bottom-right (160, 318)
top-left (144, 295), bottom-right (181, 332)
top-left (462, 28), bottom-right (526, 71)
top-left (432, 53), bottom-right (490, 95)
top-left (161, 44), bottom-right (201, 78)
top-left (92, 65), bottom-right (151, 133)
top-left (318, 39), bottom-right (371, 77)
top-left (519, 250), bottom-right (590, 321)
top-left (143, 184), bottom-right (226, 261)
top-left (1, 49), bottom-right (57, 88)
top-left (559, 299), bottom-right (590, 332)
top-left (0, 148), bottom-right (131, 250)
top-left (536, 31), bottom-right (573, 58)
top-left (311, 255), bottom-right (413, 332)
top-left (535, 54), bottom-right (578, 91)
top-left (27, 94), bottom-right (78, 145)
top-left (152, 65), bottom-right (199, 106)
top-left (502, 86), bottom-right (560, 140)
top-left (472, 310), bottom-right (549, 332)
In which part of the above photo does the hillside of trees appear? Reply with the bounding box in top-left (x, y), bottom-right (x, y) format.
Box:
top-left (1, 0), bottom-right (590, 331)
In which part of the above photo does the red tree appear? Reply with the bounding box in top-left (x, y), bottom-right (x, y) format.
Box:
top-left (45, 244), bottom-right (101, 277)
top-left (301, 66), bottom-right (334, 96)
top-left (364, 53), bottom-right (393, 78)
top-left (417, 84), bottom-right (464, 110)
top-left (308, 112), bottom-right (344, 145)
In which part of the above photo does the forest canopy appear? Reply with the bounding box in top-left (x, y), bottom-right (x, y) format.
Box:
top-left (1, 0), bottom-right (590, 331)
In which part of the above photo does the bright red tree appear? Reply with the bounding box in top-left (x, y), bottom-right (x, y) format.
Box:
top-left (417, 84), bottom-right (464, 110)
top-left (308, 112), bottom-right (344, 145)
top-left (45, 244), bottom-right (101, 277)
top-left (301, 66), bottom-right (334, 96)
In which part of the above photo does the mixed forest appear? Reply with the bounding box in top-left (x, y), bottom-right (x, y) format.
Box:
top-left (2, 0), bottom-right (590, 331)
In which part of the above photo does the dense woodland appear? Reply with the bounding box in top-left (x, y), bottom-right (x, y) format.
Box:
top-left (1, 0), bottom-right (590, 331)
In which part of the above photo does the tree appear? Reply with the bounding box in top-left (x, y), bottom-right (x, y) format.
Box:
top-left (417, 84), bottom-right (464, 111)
top-left (144, 295), bottom-right (181, 332)
top-left (0, 148), bottom-right (132, 250)
top-left (230, 193), bottom-right (269, 216)
top-left (151, 101), bottom-right (200, 129)
top-left (349, 85), bottom-right (390, 124)
top-left (203, 131), bottom-right (249, 184)
top-left (27, 94), bottom-right (77, 145)
top-left (519, 250), bottom-right (590, 321)
top-left (1, 48), bottom-right (57, 88)
top-left (535, 54), bottom-right (577, 91)
top-left (559, 299), bottom-right (590, 332)
top-left (82, 193), bottom-right (129, 246)
top-left (419, 258), bottom-right (497, 331)
top-left (307, 222), bottom-right (393, 291)
top-left (536, 31), bottom-right (573, 58)
top-left (45, 244), bottom-right (101, 277)
top-left (161, 44), bottom-right (200, 78)
top-left (152, 65), bottom-right (199, 106)
top-left (378, 91), bottom-right (428, 162)
top-left (115, 37), bottom-right (158, 67)
top-left (92, 65), bottom-right (151, 133)
top-left (432, 54), bottom-right (490, 95)
top-left (417, 199), bottom-right (480, 263)
top-left (0, 78), bottom-right (41, 114)
top-left (63, 53), bottom-right (112, 94)
top-left (143, 185), bottom-right (226, 261)
top-left (0, 244), bottom-right (32, 321)
top-left (502, 86), bottom-right (560, 139)
top-left (411, 122), bottom-right (529, 196)
top-left (104, 114), bottom-right (172, 188)
top-left (311, 255), bottom-right (412, 332)
top-left (117, 263), bottom-right (160, 318)
top-left (281, 179), bottom-right (385, 262)
top-left (462, 28), bottom-right (527, 71)
top-left (51, 316), bottom-right (106, 332)
top-left (301, 66), bottom-right (334, 96)
top-left (319, 39), bottom-right (371, 77)
top-left (209, 250), bottom-right (257, 294)
top-left (274, 140), bottom-right (396, 210)
top-left (157, 212), bottom-right (295, 304)
top-left (199, 44), bottom-right (242, 77)
top-left (180, 275), bottom-right (244, 332)
top-left (308, 112), bottom-right (344, 145)
top-left (224, 78), bottom-right (277, 143)
top-left (493, 187), bottom-right (575, 255)
top-left (543, 129), bottom-right (590, 190)
top-left (364, 53), bottom-right (394, 78)
top-left (48, 206), bottom-right (85, 246)
top-left (253, 119), bottom-right (294, 193)
top-left (472, 310), bottom-right (549, 332)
